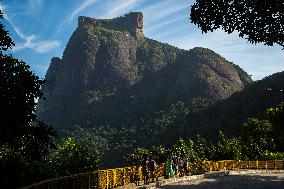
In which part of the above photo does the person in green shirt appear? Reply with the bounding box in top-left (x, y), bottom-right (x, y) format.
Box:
top-left (166, 156), bottom-right (174, 178)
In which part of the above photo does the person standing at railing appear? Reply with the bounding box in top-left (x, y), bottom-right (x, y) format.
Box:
top-left (148, 155), bottom-right (157, 183)
top-left (140, 154), bottom-right (150, 185)
top-left (171, 152), bottom-right (179, 176)
top-left (179, 153), bottom-right (188, 176)
top-left (166, 155), bottom-right (174, 178)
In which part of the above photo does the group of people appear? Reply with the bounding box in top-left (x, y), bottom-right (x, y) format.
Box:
top-left (139, 154), bottom-right (157, 185)
top-left (137, 152), bottom-right (190, 185)
top-left (166, 152), bottom-right (189, 178)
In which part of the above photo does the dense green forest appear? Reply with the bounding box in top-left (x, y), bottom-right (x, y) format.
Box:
top-left (126, 103), bottom-right (284, 165)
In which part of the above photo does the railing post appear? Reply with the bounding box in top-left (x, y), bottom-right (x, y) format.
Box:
top-left (216, 162), bottom-right (218, 171)
top-left (131, 166), bottom-right (134, 183)
top-left (106, 170), bottom-right (109, 189)
top-left (139, 166), bottom-right (143, 181)
top-left (131, 166), bottom-right (135, 182)
top-left (114, 169), bottom-right (117, 187)
top-left (248, 161), bottom-right (250, 169)
top-left (123, 168), bottom-right (126, 186)
top-left (265, 161), bottom-right (268, 170)
top-left (256, 160), bottom-right (258, 169)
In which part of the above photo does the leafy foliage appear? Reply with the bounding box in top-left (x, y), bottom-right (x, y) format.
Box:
top-left (261, 151), bottom-right (284, 160)
top-left (0, 8), bottom-right (56, 188)
top-left (266, 103), bottom-right (284, 151)
top-left (191, 0), bottom-right (284, 48)
top-left (172, 138), bottom-right (200, 162)
top-left (192, 71), bottom-right (284, 139)
top-left (242, 118), bottom-right (276, 159)
top-left (125, 103), bottom-right (284, 164)
top-left (124, 147), bottom-right (150, 165)
top-left (67, 127), bottom-right (109, 159)
top-left (0, 11), bottom-right (13, 51)
top-left (47, 137), bottom-right (100, 177)
top-left (0, 46), bottom-right (46, 145)
top-left (193, 135), bottom-right (215, 160)
top-left (86, 90), bottom-right (115, 104)
top-left (0, 9), bottom-right (56, 153)
top-left (150, 145), bottom-right (168, 164)
top-left (17, 122), bottom-right (56, 161)
top-left (124, 145), bottom-right (168, 166)
top-left (215, 131), bottom-right (242, 160)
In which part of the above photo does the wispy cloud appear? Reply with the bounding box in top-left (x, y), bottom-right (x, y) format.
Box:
top-left (35, 41), bottom-right (60, 53)
top-left (12, 38), bottom-right (61, 54)
top-left (25, 0), bottom-right (43, 14)
top-left (29, 0), bottom-right (42, 7)
top-left (142, 0), bottom-right (188, 23)
top-left (144, 15), bottom-right (187, 34)
top-left (1, 5), bottom-right (60, 54)
top-left (70, 0), bottom-right (98, 20)
top-left (100, 0), bottom-right (139, 18)
top-left (0, 3), bottom-right (6, 13)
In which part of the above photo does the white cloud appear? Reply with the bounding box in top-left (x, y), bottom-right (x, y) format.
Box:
top-left (23, 0), bottom-right (43, 14)
top-left (35, 40), bottom-right (61, 53)
top-left (29, 0), bottom-right (42, 7)
top-left (2, 6), bottom-right (60, 54)
top-left (144, 15), bottom-right (187, 34)
top-left (142, 0), bottom-right (188, 23)
top-left (12, 39), bottom-right (61, 54)
top-left (0, 3), bottom-right (6, 13)
top-left (100, 0), bottom-right (139, 18)
top-left (70, 0), bottom-right (98, 21)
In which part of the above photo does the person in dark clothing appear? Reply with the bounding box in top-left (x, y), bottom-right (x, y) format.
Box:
top-left (148, 155), bottom-right (157, 182)
top-left (171, 152), bottom-right (179, 176)
top-left (141, 154), bottom-right (149, 184)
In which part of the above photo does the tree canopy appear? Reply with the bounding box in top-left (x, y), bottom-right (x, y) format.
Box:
top-left (0, 9), bottom-right (55, 155)
top-left (190, 0), bottom-right (284, 48)
top-left (0, 9), bottom-right (56, 188)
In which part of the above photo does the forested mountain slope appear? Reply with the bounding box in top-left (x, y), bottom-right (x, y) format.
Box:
top-left (37, 12), bottom-right (251, 132)
top-left (36, 12), bottom-right (258, 166)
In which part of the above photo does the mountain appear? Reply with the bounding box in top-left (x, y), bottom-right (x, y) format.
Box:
top-left (190, 71), bottom-right (284, 137)
top-left (37, 12), bottom-right (252, 133)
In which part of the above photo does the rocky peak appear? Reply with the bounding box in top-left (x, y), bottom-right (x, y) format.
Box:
top-left (37, 12), bottom-right (252, 130)
top-left (78, 12), bottom-right (144, 40)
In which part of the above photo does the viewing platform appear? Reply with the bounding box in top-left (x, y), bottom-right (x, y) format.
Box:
top-left (21, 160), bottom-right (284, 189)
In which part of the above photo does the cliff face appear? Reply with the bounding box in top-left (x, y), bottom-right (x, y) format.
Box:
top-left (37, 12), bottom-right (252, 130)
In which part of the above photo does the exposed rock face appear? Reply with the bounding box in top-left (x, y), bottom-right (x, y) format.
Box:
top-left (37, 12), bottom-right (252, 130)
top-left (78, 12), bottom-right (144, 40)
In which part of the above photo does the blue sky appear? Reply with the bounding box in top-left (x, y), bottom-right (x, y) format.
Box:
top-left (1, 0), bottom-right (283, 80)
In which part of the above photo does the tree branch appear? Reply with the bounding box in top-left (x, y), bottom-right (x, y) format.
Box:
top-left (276, 42), bottom-right (284, 50)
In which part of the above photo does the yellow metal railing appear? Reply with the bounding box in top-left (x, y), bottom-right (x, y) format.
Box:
top-left (21, 160), bottom-right (284, 189)
top-left (202, 160), bottom-right (284, 172)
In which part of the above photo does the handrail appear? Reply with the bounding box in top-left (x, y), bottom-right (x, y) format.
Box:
top-left (20, 160), bottom-right (284, 189)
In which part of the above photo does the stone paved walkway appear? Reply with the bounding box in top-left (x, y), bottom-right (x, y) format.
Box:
top-left (159, 173), bottom-right (284, 189)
